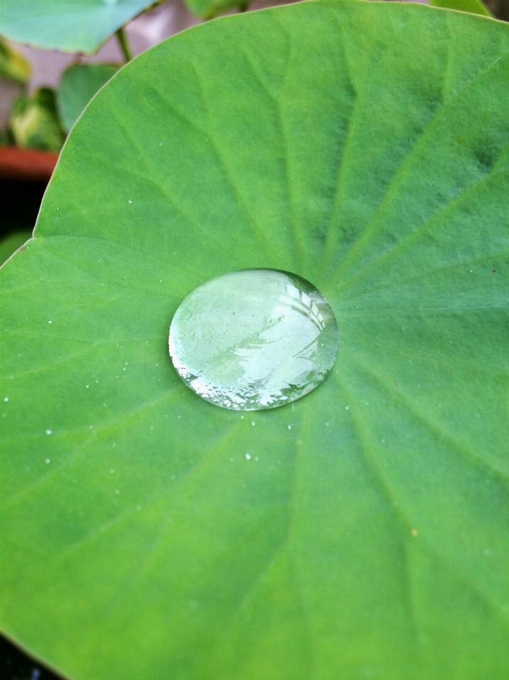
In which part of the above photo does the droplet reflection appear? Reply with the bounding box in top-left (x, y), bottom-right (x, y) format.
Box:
top-left (169, 269), bottom-right (338, 410)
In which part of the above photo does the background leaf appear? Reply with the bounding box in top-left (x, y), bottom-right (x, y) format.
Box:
top-left (429, 0), bottom-right (492, 17)
top-left (0, 37), bottom-right (31, 84)
top-left (0, 231), bottom-right (30, 264)
top-left (9, 88), bottom-right (65, 151)
top-left (1, 1), bottom-right (509, 679)
top-left (184, 0), bottom-right (249, 20)
top-left (0, 0), bottom-right (156, 53)
top-left (57, 63), bottom-right (121, 133)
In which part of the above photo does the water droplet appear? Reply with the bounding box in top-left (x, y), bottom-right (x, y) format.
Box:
top-left (169, 270), bottom-right (338, 411)
top-left (47, 319), bottom-right (53, 325)
top-left (3, 397), bottom-right (8, 402)
top-left (287, 424), bottom-right (292, 430)
top-left (45, 428), bottom-right (52, 435)
top-left (245, 453), bottom-right (252, 460)
top-left (45, 458), bottom-right (51, 464)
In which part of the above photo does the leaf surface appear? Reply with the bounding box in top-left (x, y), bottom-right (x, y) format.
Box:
top-left (1, 2), bottom-right (509, 679)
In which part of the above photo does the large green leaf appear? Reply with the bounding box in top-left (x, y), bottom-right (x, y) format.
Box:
top-left (1, 1), bottom-right (509, 678)
top-left (0, 0), bottom-right (155, 53)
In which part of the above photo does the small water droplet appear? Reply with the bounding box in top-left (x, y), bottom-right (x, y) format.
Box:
top-left (45, 428), bottom-right (52, 435)
top-left (3, 397), bottom-right (8, 402)
top-left (45, 458), bottom-right (51, 464)
top-left (128, 199), bottom-right (133, 204)
top-left (287, 424), bottom-right (292, 430)
top-left (47, 319), bottom-right (53, 325)
top-left (245, 453), bottom-right (252, 460)
top-left (345, 405), bottom-right (350, 410)
top-left (169, 270), bottom-right (339, 411)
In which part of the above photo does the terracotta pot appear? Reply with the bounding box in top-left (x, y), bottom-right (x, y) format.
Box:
top-left (0, 147), bottom-right (58, 182)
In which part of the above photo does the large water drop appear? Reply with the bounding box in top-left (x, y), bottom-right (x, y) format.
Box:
top-left (169, 269), bottom-right (338, 410)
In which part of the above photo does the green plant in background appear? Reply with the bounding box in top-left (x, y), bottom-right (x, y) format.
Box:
top-left (0, 1), bottom-right (160, 53)
top-left (0, 1), bottom-right (158, 152)
top-left (0, 37), bottom-right (31, 85)
top-left (0, 0), bottom-right (259, 152)
top-left (430, 0), bottom-right (492, 15)
top-left (9, 87), bottom-right (65, 152)
top-left (1, 0), bottom-right (509, 679)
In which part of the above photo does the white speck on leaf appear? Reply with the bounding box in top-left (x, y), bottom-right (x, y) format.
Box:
top-left (45, 428), bottom-right (52, 435)
top-left (245, 453), bottom-right (252, 461)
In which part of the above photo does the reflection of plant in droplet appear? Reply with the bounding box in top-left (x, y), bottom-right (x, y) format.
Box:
top-left (169, 270), bottom-right (339, 410)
